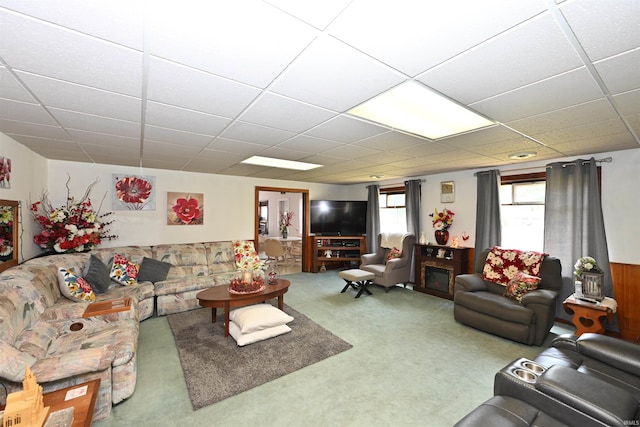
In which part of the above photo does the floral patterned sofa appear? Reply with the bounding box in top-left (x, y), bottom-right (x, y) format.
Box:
top-left (0, 240), bottom-right (260, 422)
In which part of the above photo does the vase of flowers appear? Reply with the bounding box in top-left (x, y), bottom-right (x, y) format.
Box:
top-left (280, 210), bottom-right (294, 239)
top-left (574, 256), bottom-right (604, 300)
top-left (30, 176), bottom-right (117, 253)
top-left (430, 208), bottom-right (454, 245)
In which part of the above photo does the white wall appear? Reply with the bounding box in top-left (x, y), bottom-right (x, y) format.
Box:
top-left (346, 148), bottom-right (640, 265)
top-left (0, 133), bottom-right (48, 261)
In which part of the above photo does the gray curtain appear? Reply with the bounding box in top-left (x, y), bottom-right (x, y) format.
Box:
top-left (474, 169), bottom-right (502, 268)
top-left (405, 179), bottom-right (421, 283)
top-left (366, 185), bottom-right (380, 254)
top-left (544, 158), bottom-right (617, 330)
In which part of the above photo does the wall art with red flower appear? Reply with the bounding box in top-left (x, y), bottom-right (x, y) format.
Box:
top-left (167, 192), bottom-right (203, 225)
top-left (112, 174), bottom-right (155, 210)
top-left (0, 156), bottom-right (12, 189)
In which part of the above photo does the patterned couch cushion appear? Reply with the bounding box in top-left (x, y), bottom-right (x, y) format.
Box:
top-left (205, 241), bottom-right (236, 273)
top-left (153, 243), bottom-right (209, 278)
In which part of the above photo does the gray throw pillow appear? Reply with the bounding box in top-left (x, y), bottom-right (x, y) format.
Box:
top-left (138, 257), bottom-right (172, 283)
top-left (82, 255), bottom-right (112, 294)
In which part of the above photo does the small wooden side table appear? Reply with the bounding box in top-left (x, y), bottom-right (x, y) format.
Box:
top-left (563, 294), bottom-right (615, 336)
top-left (43, 379), bottom-right (101, 427)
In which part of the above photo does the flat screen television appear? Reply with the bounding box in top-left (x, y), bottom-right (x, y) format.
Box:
top-left (310, 200), bottom-right (367, 236)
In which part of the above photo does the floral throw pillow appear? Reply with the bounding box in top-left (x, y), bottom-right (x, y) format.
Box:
top-left (504, 271), bottom-right (542, 303)
top-left (233, 240), bottom-right (265, 271)
top-left (385, 247), bottom-right (402, 263)
top-left (57, 267), bottom-right (96, 302)
top-left (110, 253), bottom-right (140, 286)
top-left (482, 246), bottom-right (546, 286)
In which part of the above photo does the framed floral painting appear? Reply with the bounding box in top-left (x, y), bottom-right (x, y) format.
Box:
top-left (167, 192), bottom-right (203, 225)
top-left (0, 157), bottom-right (11, 188)
top-left (112, 175), bottom-right (155, 210)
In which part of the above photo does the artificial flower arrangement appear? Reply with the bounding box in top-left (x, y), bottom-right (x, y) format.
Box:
top-left (0, 206), bottom-right (14, 257)
top-left (279, 210), bottom-right (295, 233)
top-left (30, 177), bottom-right (117, 253)
top-left (430, 208), bottom-right (455, 231)
top-left (574, 256), bottom-right (603, 281)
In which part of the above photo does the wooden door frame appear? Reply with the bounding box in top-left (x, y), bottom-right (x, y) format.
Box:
top-left (255, 186), bottom-right (310, 272)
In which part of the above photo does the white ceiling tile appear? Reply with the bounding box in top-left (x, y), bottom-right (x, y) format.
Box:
top-left (0, 66), bottom-right (37, 102)
top-left (0, 119), bottom-right (69, 139)
top-left (144, 126), bottom-right (213, 148)
top-left (595, 48), bottom-right (640, 95)
top-left (271, 34), bottom-right (405, 111)
top-left (253, 147), bottom-right (310, 161)
top-left (208, 138), bottom-right (269, 156)
top-left (145, 102), bottom-right (231, 136)
top-left (614, 89), bottom-right (640, 116)
top-left (559, 0), bottom-right (640, 61)
top-left (48, 108), bottom-right (139, 138)
top-left (0, 9), bottom-right (143, 96)
top-left (417, 14), bottom-right (583, 104)
top-left (354, 131), bottom-right (427, 151)
top-left (0, 98), bottom-right (57, 125)
top-left (0, 0), bottom-right (145, 49)
top-left (141, 140), bottom-right (201, 160)
top-left (264, 0), bottom-right (351, 29)
top-left (327, 0), bottom-right (547, 76)
top-left (147, 1), bottom-right (317, 88)
top-left (219, 122), bottom-right (295, 145)
top-left (15, 71), bottom-right (141, 122)
top-left (276, 135), bottom-right (345, 153)
top-left (67, 129), bottom-right (139, 147)
top-left (305, 115), bottom-right (389, 143)
top-left (470, 68), bottom-right (603, 122)
top-left (441, 126), bottom-right (529, 149)
top-left (4, 133), bottom-right (76, 150)
top-left (146, 57), bottom-right (261, 118)
top-left (532, 117), bottom-right (631, 145)
top-left (240, 93), bottom-right (337, 133)
top-left (324, 144), bottom-right (381, 160)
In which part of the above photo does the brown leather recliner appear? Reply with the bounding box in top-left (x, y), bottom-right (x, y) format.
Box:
top-left (453, 249), bottom-right (562, 346)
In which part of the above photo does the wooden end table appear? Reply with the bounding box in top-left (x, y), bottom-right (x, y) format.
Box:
top-left (563, 294), bottom-right (614, 336)
top-left (43, 379), bottom-right (101, 427)
top-left (196, 279), bottom-right (291, 337)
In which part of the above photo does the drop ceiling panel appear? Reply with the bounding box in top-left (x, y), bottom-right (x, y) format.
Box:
top-left (265, 0), bottom-right (351, 30)
top-left (270, 34), bottom-right (405, 111)
top-left (471, 68), bottom-right (604, 122)
top-left (417, 14), bottom-right (583, 104)
top-left (614, 89), bottom-right (640, 116)
top-left (0, 9), bottom-right (143, 96)
top-left (0, 66), bottom-right (36, 102)
top-left (144, 125), bottom-right (213, 148)
top-left (141, 140), bottom-right (201, 160)
top-left (0, 98), bottom-right (57, 125)
top-left (0, 0), bottom-right (145, 49)
top-left (532, 118), bottom-right (631, 146)
top-left (145, 102), bottom-right (231, 137)
top-left (305, 115), bottom-right (389, 143)
top-left (146, 57), bottom-right (261, 118)
top-left (257, 147), bottom-right (314, 161)
top-left (239, 93), bottom-right (337, 133)
top-left (67, 129), bottom-right (139, 147)
top-left (49, 109), bottom-right (139, 138)
top-left (0, 119), bottom-right (69, 140)
top-left (15, 71), bottom-right (141, 122)
top-left (354, 131), bottom-right (427, 151)
top-left (327, 0), bottom-right (547, 76)
top-left (208, 138), bottom-right (269, 156)
top-left (147, 1), bottom-right (317, 88)
top-left (5, 133), bottom-right (76, 150)
top-left (440, 126), bottom-right (525, 149)
top-left (276, 135), bottom-right (345, 153)
top-left (219, 122), bottom-right (295, 145)
top-left (559, 0), bottom-right (640, 61)
top-left (594, 49), bottom-right (640, 95)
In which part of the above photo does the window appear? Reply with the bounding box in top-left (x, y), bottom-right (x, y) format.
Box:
top-left (500, 174), bottom-right (545, 252)
top-left (379, 188), bottom-right (407, 234)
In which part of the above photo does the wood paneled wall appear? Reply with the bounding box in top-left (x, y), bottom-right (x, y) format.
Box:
top-left (611, 262), bottom-right (640, 342)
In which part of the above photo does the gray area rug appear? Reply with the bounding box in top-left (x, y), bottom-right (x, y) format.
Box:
top-left (167, 304), bottom-right (352, 410)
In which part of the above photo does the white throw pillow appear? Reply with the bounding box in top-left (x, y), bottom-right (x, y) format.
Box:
top-left (228, 320), bottom-right (291, 346)
top-left (229, 304), bottom-right (294, 334)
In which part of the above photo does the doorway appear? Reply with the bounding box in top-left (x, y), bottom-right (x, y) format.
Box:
top-left (254, 186), bottom-right (310, 273)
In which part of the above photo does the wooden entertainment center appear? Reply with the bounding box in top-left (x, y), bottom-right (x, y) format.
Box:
top-left (414, 244), bottom-right (471, 300)
top-left (310, 235), bottom-right (366, 273)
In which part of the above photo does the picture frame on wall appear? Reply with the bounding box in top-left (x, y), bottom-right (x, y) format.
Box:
top-left (112, 174), bottom-right (155, 210)
top-left (440, 181), bottom-right (454, 203)
top-left (167, 192), bottom-right (203, 225)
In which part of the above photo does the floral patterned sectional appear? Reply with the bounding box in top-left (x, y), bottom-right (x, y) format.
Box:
top-left (0, 240), bottom-right (261, 422)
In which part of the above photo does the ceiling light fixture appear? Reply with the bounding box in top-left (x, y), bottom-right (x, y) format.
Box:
top-left (369, 174), bottom-right (384, 179)
top-left (241, 156), bottom-right (321, 170)
top-left (508, 151), bottom-right (537, 160)
top-left (348, 81), bottom-right (494, 140)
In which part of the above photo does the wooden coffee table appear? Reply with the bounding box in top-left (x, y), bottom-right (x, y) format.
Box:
top-left (196, 279), bottom-right (291, 336)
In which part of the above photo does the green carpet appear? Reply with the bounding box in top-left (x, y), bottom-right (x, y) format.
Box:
top-left (96, 270), bottom-right (573, 427)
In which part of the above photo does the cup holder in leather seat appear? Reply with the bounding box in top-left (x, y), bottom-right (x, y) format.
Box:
top-left (513, 368), bottom-right (537, 383)
top-left (522, 361), bottom-right (545, 374)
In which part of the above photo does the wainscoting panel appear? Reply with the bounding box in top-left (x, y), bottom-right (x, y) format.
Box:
top-left (611, 262), bottom-right (640, 342)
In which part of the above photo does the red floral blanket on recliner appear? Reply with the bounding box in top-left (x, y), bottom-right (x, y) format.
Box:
top-left (482, 246), bottom-right (546, 286)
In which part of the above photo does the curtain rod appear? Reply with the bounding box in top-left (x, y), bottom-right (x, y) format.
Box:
top-left (546, 157), bottom-right (612, 169)
top-left (378, 178), bottom-right (425, 188)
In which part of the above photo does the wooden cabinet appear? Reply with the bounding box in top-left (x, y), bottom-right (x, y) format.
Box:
top-left (310, 236), bottom-right (366, 273)
top-left (414, 244), bottom-right (470, 299)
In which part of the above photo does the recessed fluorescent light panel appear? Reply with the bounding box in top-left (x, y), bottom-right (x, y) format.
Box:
top-left (348, 81), bottom-right (494, 139)
top-left (241, 156), bottom-right (321, 171)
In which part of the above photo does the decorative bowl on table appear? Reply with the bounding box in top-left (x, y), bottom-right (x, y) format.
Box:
top-left (228, 271), bottom-right (265, 294)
